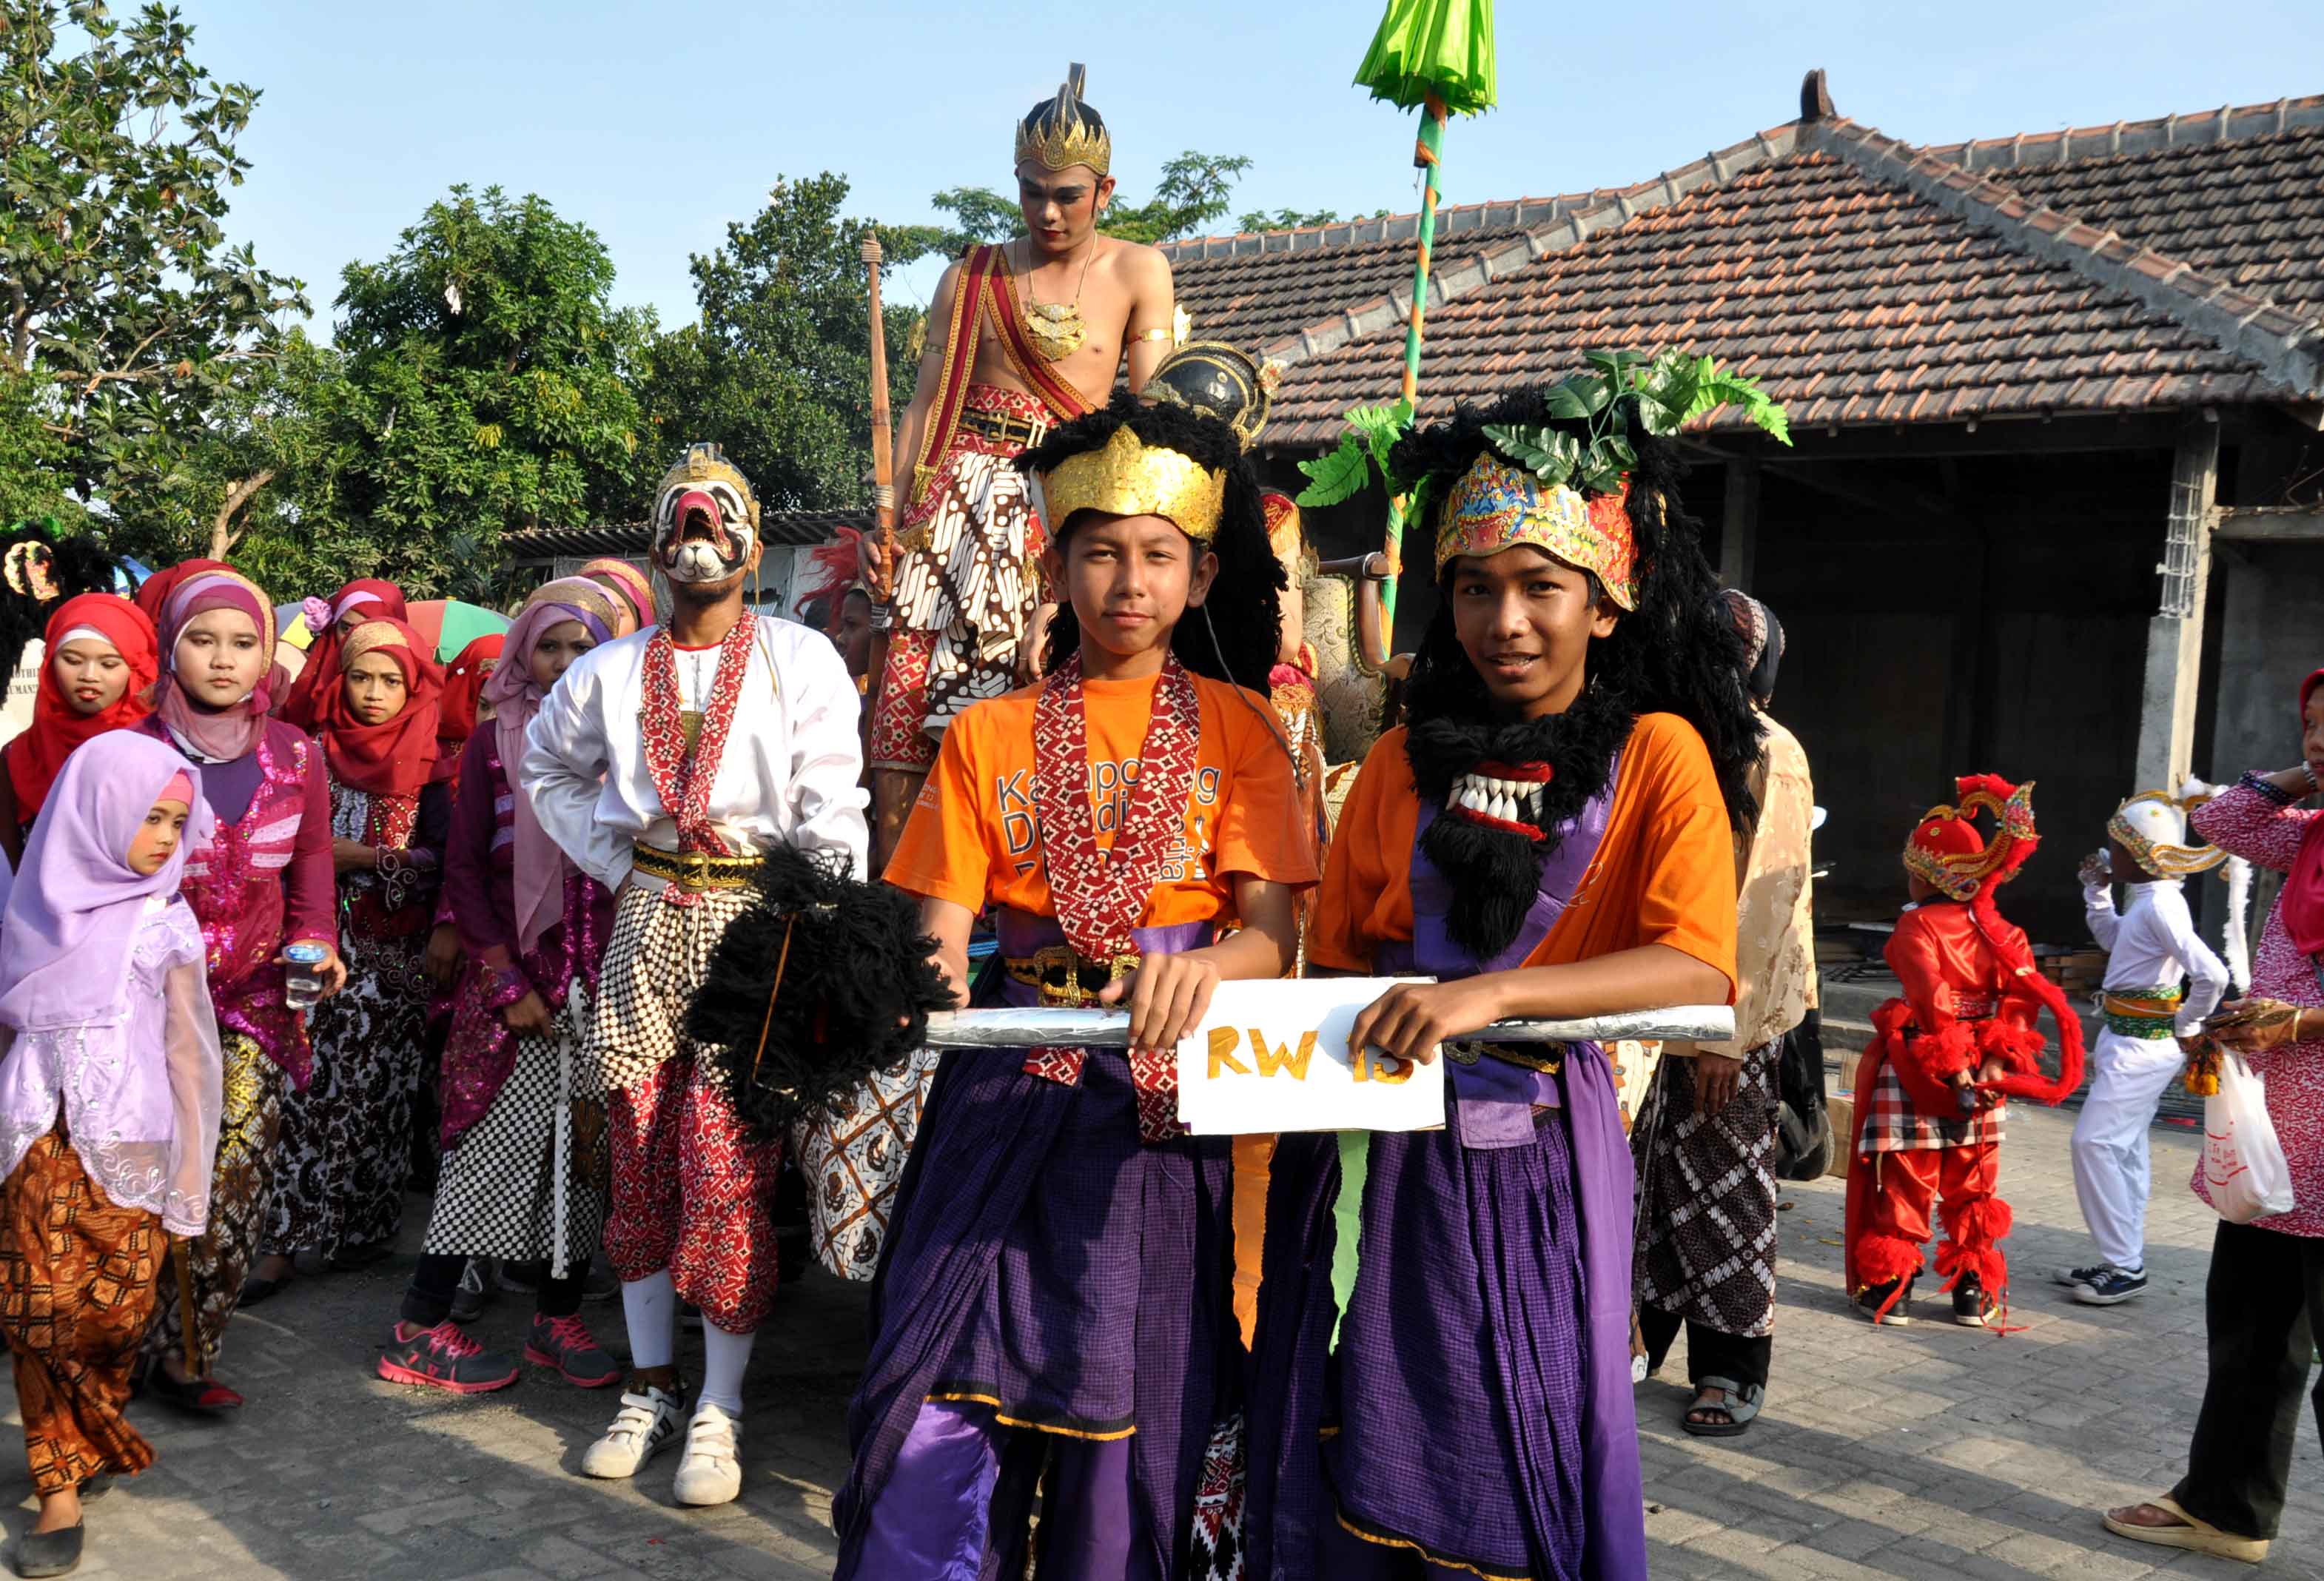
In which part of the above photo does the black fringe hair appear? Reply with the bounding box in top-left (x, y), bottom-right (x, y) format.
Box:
top-left (684, 845), bottom-right (957, 1146)
top-left (1018, 393), bottom-right (1285, 694)
top-left (1387, 388), bottom-right (1763, 959)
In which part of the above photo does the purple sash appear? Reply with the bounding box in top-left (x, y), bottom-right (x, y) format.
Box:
top-left (1373, 769), bottom-right (1649, 1581)
top-left (1379, 770), bottom-right (1616, 1149)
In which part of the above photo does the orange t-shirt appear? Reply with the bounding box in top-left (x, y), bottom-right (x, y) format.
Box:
top-left (1309, 711), bottom-right (1739, 993)
top-left (886, 668), bottom-right (1320, 928)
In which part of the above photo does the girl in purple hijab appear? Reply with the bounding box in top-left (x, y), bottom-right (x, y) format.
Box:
top-left (0, 731), bottom-right (223, 1576)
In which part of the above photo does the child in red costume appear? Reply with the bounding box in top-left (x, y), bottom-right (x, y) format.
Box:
top-left (1843, 776), bottom-right (2086, 1326)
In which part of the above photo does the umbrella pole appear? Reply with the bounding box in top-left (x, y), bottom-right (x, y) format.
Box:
top-left (1383, 93), bottom-right (1448, 638)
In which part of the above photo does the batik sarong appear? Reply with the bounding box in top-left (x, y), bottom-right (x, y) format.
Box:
top-left (1635, 1041), bottom-right (1781, 1338)
top-left (0, 1131), bottom-right (164, 1494)
top-left (144, 1033), bottom-right (283, 1373)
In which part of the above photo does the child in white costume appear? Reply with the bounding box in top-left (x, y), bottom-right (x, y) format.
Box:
top-left (2062, 791), bottom-right (2230, 1304)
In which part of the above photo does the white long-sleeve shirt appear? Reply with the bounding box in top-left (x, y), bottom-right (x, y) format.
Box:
top-left (2083, 877), bottom-right (2230, 1036)
top-left (521, 615), bottom-right (869, 893)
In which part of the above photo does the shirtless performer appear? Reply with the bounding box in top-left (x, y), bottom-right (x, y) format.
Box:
top-left (862, 64), bottom-right (1175, 867)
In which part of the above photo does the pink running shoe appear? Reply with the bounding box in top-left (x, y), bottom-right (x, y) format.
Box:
top-left (377, 1320), bottom-right (520, 1394)
top-left (525, 1312), bottom-right (622, 1389)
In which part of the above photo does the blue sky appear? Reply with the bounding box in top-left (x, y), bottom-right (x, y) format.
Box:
top-left (187, 0), bottom-right (2322, 335)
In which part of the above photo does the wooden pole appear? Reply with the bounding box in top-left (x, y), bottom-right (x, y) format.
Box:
top-left (1382, 93), bottom-right (1449, 640)
top-left (862, 231), bottom-right (897, 722)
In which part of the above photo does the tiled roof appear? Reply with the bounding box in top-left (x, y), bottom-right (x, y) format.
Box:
top-left (1163, 195), bottom-right (1643, 355)
top-left (1927, 112), bottom-right (2324, 332)
top-left (506, 508), bottom-right (869, 560)
top-left (1163, 86), bottom-right (2324, 447)
top-left (1266, 147), bottom-right (2276, 444)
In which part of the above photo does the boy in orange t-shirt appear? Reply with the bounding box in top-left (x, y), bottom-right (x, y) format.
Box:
top-left (1240, 378), bottom-right (1769, 1581)
top-left (835, 392), bottom-right (1314, 1579)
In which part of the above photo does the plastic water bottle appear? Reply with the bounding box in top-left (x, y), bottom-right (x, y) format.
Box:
top-left (284, 941), bottom-right (329, 1011)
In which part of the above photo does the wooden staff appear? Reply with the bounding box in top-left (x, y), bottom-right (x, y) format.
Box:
top-left (175, 1236), bottom-right (202, 1378)
top-left (863, 232), bottom-right (897, 711)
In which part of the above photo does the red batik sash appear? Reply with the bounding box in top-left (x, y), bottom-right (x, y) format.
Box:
top-left (639, 613), bottom-right (757, 902)
top-left (1027, 654), bottom-right (1202, 1143)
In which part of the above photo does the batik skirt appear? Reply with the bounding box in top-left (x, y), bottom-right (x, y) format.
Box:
top-left (1634, 1042), bottom-right (1781, 1338)
top-left (145, 1033), bottom-right (283, 1373)
top-left (268, 928), bottom-right (429, 1258)
top-left (0, 1130), bottom-right (166, 1494)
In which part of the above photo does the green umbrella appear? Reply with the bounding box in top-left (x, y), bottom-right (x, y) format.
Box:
top-left (1300, 1), bottom-right (1497, 632)
top-left (407, 599), bottom-right (511, 662)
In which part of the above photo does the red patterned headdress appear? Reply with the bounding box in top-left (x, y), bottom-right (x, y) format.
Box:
top-left (1903, 775), bottom-right (2036, 902)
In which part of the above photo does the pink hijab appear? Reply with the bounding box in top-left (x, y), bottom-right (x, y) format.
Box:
top-left (486, 581), bottom-right (613, 953)
top-left (152, 570), bottom-right (278, 762)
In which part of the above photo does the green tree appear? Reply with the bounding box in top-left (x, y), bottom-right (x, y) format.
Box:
top-left (0, 1), bottom-right (306, 531)
top-left (327, 184), bottom-right (651, 592)
top-left (1237, 206), bottom-right (1391, 233)
top-left (1101, 152), bottom-right (1252, 244)
top-left (642, 173), bottom-right (921, 513)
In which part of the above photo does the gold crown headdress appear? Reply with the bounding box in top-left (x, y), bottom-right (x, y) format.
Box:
top-left (1015, 63), bottom-right (1111, 178)
top-left (1040, 426), bottom-right (1225, 542)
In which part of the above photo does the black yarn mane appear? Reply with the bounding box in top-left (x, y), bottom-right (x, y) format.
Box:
top-left (1018, 393), bottom-right (1284, 694)
top-left (1390, 388), bottom-right (1762, 959)
top-left (685, 845), bottom-right (955, 1145)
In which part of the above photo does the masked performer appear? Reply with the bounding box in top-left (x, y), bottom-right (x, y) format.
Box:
top-left (1843, 780), bottom-right (2085, 1328)
top-left (133, 570), bottom-right (344, 1414)
top-left (863, 66), bottom-right (1176, 866)
top-left (277, 577), bottom-right (409, 731)
top-left (1240, 383), bottom-right (1763, 1581)
top-left (0, 734), bottom-right (219, 1577)
top-left (254, 618), bottom-right (450, 1296)
top-left (1631, 591), bottom-right (1815, 1437)
top-left (833, 394), bottom-right (1310, 1579)
top-left (523, 443), bottom-right (867, 1508)
top-left (580, 557), bottom-right (656, 639)
top-left (2060, 793), bottom-right (2229, 1307)
top-left (0, 594), bottom-right (160, 867)
top-left (379, 581), bottom-right (622, 1394)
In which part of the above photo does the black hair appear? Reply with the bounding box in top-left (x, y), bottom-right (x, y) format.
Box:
top-left (841, 585), bottom-right (872, 608)
top-left (1394, 387), bottom-right (1762, 825)
top-left (1019, 95), bottom-right (1107, 147)
top-left (1017, 392), bottom-right (1283, 693)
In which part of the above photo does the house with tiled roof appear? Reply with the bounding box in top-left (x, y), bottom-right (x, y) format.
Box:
top-left (1166, 73), bottom-right (2324, 933)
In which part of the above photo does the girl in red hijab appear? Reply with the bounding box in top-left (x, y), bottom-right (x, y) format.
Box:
top-left (0, 594), bottom-right (159, 865)
top-left (277, 578), bottom-right (409, 732)
top-left (434, 634), bottom-right (504, 795)
top-left (255, 617), bottom-right (451, 1298)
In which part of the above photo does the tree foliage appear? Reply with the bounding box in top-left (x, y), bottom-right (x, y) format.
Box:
top-left (322, 184), bottom-right (651, 591)
top-left (642, 173), bottom-right (920, 514)
top-left (1237, 205), bottom-right (1391, 234)
top-left (0, 0), bottom-right (306, 538)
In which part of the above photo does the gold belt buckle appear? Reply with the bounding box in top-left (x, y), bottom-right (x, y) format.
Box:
top-left (678, 850), bottom-right (713, 893)
top-left (1032, 944), bottom-right (1083, 1007)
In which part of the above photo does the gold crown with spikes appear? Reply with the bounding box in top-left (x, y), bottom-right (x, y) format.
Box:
top-left (1015, 63), bottom-right (1111, 177)
top-left (1040, 427), bottom-right (1225, 542)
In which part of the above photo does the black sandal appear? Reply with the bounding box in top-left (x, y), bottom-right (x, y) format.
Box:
top-left (329, 1241), bottom-right (394, 1273)
top-left (14, 1520), bottom-right (84, 1577)
top-left (144, 1363), bottom-right (244, 1416)
top-left (238, 1271), bottom-right (292, 1306)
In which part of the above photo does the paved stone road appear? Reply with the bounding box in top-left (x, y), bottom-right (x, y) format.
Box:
top-left (3, 1104), bottom-right (2318, 1578)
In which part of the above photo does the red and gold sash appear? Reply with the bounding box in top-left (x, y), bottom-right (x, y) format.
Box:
top-left (1026, 654), bottom-right (1203, 1143)
top-left (905, 244), bottom-right (1097, 509)
top-left (639, 614), bottom-right (757, 899)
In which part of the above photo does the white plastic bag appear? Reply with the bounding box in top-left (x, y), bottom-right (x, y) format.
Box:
top-left (2203, 1055), bottom-right (2297, 1223)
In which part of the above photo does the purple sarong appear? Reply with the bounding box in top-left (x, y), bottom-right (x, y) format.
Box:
top-left (834, 913), bottom-right (1234, 1580)
top-left (1243, 782), bottom-right (1650, 1581)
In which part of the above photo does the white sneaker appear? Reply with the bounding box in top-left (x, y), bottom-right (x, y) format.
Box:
top-left (671, 1403), bottom-right (743, 1506)
top-left (580, 1386), bottom-right (683, 1479)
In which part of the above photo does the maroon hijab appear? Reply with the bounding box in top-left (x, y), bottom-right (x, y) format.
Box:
top-left (2282, 668), bottom-right (2324, 958)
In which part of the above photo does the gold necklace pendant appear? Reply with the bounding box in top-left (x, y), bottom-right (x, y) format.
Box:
top-left (1025, 300), bottom-right (1087, 360)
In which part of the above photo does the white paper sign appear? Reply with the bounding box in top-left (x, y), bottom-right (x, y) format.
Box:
top-left (1174, 978), bottom-right (1447, 1135)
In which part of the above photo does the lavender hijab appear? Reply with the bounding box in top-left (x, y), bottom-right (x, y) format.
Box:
top-left (0, 731), bottom-right (213, 1033)
top-left (486, 580), bottom-right (614, 953)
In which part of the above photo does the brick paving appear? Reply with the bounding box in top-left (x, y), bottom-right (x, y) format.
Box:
top-left (1, 1104), bottom-right (2318, 1578)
